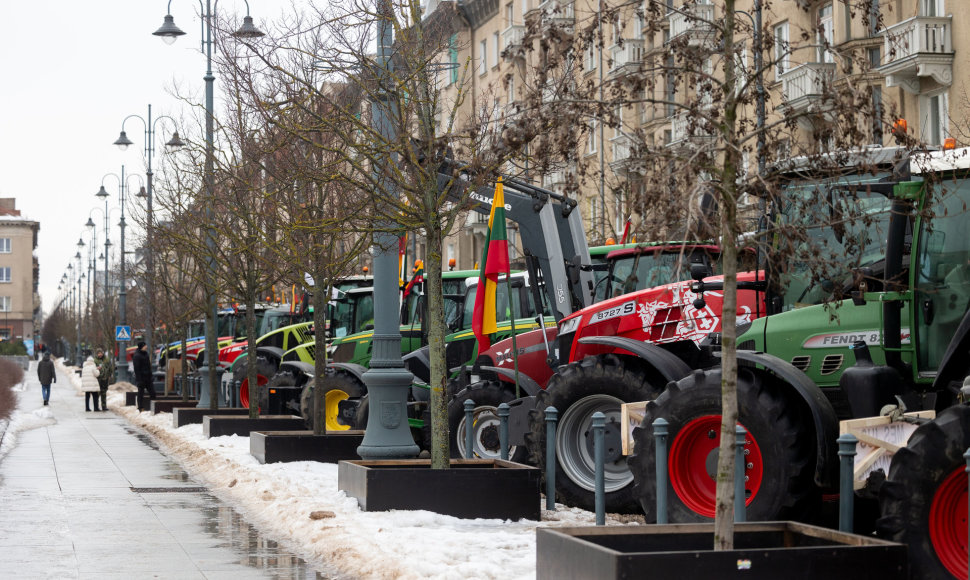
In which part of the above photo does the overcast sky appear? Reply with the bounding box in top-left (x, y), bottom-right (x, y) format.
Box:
top-left (0, 0), bottom-right (295, 317)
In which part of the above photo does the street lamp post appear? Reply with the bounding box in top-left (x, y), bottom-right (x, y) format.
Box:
top-left (153, 0), bottom-right (264, 408)
top-left (355, 2), bottom-right (420, 459)
top-left (114, 105), bottom-right (184, 371)
top-left (98, 167), bottom-right (136, 382)
top-left (76, 238), bottom-right (86, 352)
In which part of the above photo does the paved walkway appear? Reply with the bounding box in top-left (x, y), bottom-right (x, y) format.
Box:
top-left (0, 362), bottom-right (326, 579)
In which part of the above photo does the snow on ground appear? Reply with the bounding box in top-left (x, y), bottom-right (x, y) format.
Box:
top-left (0, 361), bottom-right (56, 461)
top-left (108, 390), bottom-right (642, 579)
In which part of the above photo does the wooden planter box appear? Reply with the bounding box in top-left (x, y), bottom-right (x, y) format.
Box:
top-left (172, 407), bottom-right (249, 428)
top-left (150, 400), bottom-right (198, 414)
top-left (202, 415), bottom-right (305, 438)
top-left (536, 522), bottom-right (907, 580)
top-left (250, 430), bottom-right (365, 464)
top-left (338, 459), bottom-right (541, 520)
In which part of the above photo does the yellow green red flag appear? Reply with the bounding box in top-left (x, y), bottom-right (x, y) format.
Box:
top-left (472, 178), bottom-right (510, 354)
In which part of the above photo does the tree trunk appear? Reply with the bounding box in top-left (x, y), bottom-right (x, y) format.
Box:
top-left (312, 276), bottom-right (331, 436)
top-left (714, 0), bottom-right (740, 552)
top-left (426, 224), bottom-right (449, 469)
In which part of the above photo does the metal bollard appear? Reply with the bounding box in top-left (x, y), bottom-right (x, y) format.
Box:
top-left (174, 375), bottom-right (181, 396)
top-left (735, 425), bottom-right (747, 523)
top-left (653, 418), bottom-right (669, 524)
top-left (592, 411), bottom-right (606, 525)
top-left (234, 380), bottom-right (241, 409)
top-left (464, 399), bottom-right (475, 460)
top-left (498, 403), bottom-right (510, 461)
top-left (545, 407), bottom-right (558, 511)
top-left (838, 433), bottom-right (858, 533)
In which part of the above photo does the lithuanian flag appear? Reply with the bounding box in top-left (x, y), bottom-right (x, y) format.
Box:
top-left (472, 178), bottom-right (511, 355)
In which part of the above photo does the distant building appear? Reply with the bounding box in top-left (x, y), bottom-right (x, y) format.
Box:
top-left (0, 199), bottom-right (40, 341)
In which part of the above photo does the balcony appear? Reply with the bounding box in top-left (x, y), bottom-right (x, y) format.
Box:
top-left (609, 133), bottom-right (642, 175)
top-left (667, 113), bottom-right (715, 148)
top-left (502, 24), bottom-right (527, 57)
top-left (878, 15), bottom-right (953, 93)
top-left (609, 39), bottom-right (645, 77)
top-left (779, 62), bottom-right (836, 122)
top-left (534, 0), bottom-right (575, 33)
top-left (667, 3), bottom-right (716, 49)
top-left (543, 168), bottom-right (569, 191)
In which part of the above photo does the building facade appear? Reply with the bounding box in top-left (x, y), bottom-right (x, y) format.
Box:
top-left (0, 198), bottom-right (40, 341)
top-left (421, 0), bottom-right (965, 266)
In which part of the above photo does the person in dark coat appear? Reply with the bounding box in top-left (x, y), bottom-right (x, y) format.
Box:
top-left (37, 352), bottom-right (55, 406)
top-left (132, 341), bottom-right (155, 410)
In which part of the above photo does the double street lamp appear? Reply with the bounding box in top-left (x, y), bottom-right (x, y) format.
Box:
top-left (97, 167), bottom-right (141, 382)
top-left (113, 105), bottom-right (183, 370)
top-left (153, 0), bottom-right (264, 407)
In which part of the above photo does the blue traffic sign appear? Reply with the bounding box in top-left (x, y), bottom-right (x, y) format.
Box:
top-left (115, 325), bottom-right (132, 341)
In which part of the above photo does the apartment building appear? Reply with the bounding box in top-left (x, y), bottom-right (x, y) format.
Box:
top-left (425, 0), bottom-right (965, 262)
top-left (0, 198), bottom-right (40, 341)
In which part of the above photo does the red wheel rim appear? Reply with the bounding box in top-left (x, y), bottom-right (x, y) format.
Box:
top-left (239, 375), bottom-right (268, 409)
top-left (929, 466), bottom-right (968, 578)
top-left (668, 415), bottom-right (764, 518)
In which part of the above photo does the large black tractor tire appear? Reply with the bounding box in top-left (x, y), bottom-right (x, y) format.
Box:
top-left (628, 368), bottom-right (816, 523)
top-left (526, 354), bottom-right (667, 513)
top-left (236, 356), bottom-right (277, 410)
top-left (877, 405), bottom-right (970, 580)
top-left (300, 371), bottom-right (366, 431)
top-left (430, 380), bottom-right (529, 462)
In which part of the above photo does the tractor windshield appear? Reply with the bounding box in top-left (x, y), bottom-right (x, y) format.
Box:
top-left (773, 174), bottom-right (893, 311)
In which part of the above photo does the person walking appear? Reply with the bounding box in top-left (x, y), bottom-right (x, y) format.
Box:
top-left (132, 341), bottom-right (155, 411)
top-left (80, 357), bottom-right (101, 412)
top-left (94, 349), bottom-right (115, 412)
top-left (37, 351), bottom-right (55, 406)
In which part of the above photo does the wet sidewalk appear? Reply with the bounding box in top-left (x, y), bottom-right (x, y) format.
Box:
top-left (0, 362), bottom-right (327, 579)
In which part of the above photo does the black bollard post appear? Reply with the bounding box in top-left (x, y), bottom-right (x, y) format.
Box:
top-left (545, 407), bottom-right (558, 511)
top-left (464, 399), bottom-right (475, 460)
top-left (592, 411), bottom-right (605, 525)
top-left (498, 403), bottom-right (510, 461)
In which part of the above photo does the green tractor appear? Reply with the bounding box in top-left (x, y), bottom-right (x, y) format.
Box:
top-left (626, 148), bottom-right (970, 578)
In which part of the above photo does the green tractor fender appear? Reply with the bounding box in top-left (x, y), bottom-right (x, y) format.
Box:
top-left (576, 336), bottom-right (692, 383)
top-left (734, 350), bottom-right (840, 489)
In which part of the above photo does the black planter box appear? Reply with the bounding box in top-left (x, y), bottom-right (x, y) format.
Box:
top-left (150, 400), bottom-right (198, 414)
top-left (125, 393), bottom-right (183, 406)
top-left (251, 430), bottom-right (365, 464)
top-left (172, 407), bottom-right (249, 428)
top-left (338, 459), bottom-right (541, 520)
top-left (536, 522), bottom-right (908, 580)
top-left (202, 415), bottom-right (305, 438)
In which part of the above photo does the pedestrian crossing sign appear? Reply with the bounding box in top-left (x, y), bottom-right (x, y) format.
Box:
top-left (115, 325), bottom-right (132, 341)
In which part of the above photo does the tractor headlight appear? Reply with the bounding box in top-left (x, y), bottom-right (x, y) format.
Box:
top-left (559, 315), bottom-right (581, 336)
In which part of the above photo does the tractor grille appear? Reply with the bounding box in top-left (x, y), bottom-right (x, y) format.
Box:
top-left (820, 354), bottom-right (844, 376)
top-left (647, 307), bottom-right (683, 341)
top-left (790, 355), bottom-right (811, 372)
top-left (304, 344), bottom-right (315, 361)
top-left (738, 340), bottom-right (756, 351)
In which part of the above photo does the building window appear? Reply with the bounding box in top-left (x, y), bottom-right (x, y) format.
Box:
top-left (0, 238), bottom-right (9, 253)
top-left (480, 39), bottom-right (488, 75)
top-left (588, 119), bottom-right (598, 154)
top-left (493, 31), bottom-right (500, 67)
top-left (0, 267), bottom-right (9, 283)
top-left (0, 296), bottom-right (10, 312)
top-left (869, 0), bottom-right (881, 36)
top-left (507, 75), bottom-right (515, 105)
top-left (818, 3), bottom-right (834, 63)
top-left (774, 22), bottom-right (790, 78)
top-left (872, 86), bottom-right (884, 145)
top-left (584, 43), bottom-right (597, 71)
top-left (449, 35), bottom-right (459, 85)
top-left (920, 0), bottom-right (943, 16)
top-left (506, 1), bottom-right (514, 25)
top-left (921, 92), bottom-right (948, 146)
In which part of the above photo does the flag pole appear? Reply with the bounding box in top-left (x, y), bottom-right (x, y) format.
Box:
top-left (504, 275), bottom-right (520, 400)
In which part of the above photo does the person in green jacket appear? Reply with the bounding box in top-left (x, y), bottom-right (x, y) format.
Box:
top-left (95, 349), bottom-right (115, 412)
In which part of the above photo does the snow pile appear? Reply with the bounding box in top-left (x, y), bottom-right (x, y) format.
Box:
top-left (110, 392), bottom-right (641, 579)
top-left (0, 364), bottom-right (56, 461)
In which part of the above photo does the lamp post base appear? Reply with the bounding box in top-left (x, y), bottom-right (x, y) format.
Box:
top-left (357, 365), bottom-right (420, 460)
